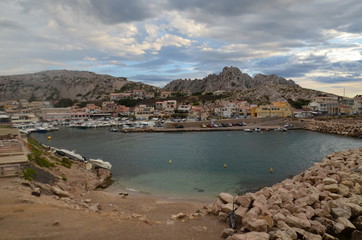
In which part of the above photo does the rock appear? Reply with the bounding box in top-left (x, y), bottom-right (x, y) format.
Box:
top-left (346, 202), bottom-right (362, 217)
top-left (322, 233), bottom-right (337, 240)
top-left (31, 187), bottom-right (41, 197)
top-left (211, 198), bottom-right (224, 215)
top-left (222, 203), bottom-right (235, 214)
top-left (221, 228), bottom-right (235, 239)
top-left (244, 218), bottom-right (268, 232)
top-left (235, 195), bottom-right (252, 208)
top-left (220, 193), bottom-right (234, 203)
top-left (353, 216), bottom-right (362, 230)
top-left (53, 221), bottom-right (60, 226)
top-left (170, 212), bottom-right (186, 220)
top-left (259, 215), bottom-right (274, 229)
top-left (323, 178), bottom-right (338, 185)
top-left (285, 215), bottom-right (311, 229)
top-left (302, 232), bottom-right (322, 240)
top-left (231, 232), bottom-right (270, 240)
top-left (351, 230), bottom-right (362, 240)
top-left (84, 198), bottom-right (91, 203)
top-left (89, 204), bottom-right (102, 212)
top-left (165, 219), bottom-right (175, 225)
top-left (308, 220), bottom-right (327, 235)
top-left (338, 184), bottom-right (350, 197)
top-left (333, 217), bottom-right (355, 234)
top-left (234, 207), bottom-right (247, 223)
top-left (271, 230), bottom-right (295, 240)
top-left (331, 207), bottom-right (352, 219)
top-left (95, 168), bottom-right (112, 188)
top-left (51, 186), bottom-right (70, 198)
top-left (324, 184), bottom-right (339, 193)
top-left (218, 212), bottom-right (229, 222)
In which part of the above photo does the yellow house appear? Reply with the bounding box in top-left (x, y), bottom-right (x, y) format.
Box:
top-left (252, 102), bottom-right (293, 118)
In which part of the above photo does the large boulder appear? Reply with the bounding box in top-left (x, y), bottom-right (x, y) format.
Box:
top-left (243, 218), bottom-right (268, 232)
top-left (230, 232), bottom-right (270, 240)
top-left (220, 193), bottom-right (234, 204)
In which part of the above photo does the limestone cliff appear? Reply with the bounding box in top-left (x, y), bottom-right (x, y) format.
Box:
top-left (0, 70), bottom-right (154, 101)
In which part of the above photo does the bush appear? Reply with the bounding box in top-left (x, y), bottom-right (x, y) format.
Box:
top-left (23, 168), bottom-right (36, 181)
top-left (35, 156), bottom-right (55, 168)
top-left (61, 158), bottom-right (72, 169)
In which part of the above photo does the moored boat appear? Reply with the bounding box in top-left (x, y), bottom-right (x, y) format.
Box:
top-left (54, 148), bottom-right (86, 161)
top-left (88, 158), bottom-right (112, 169)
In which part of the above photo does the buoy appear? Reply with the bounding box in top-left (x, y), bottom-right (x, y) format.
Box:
top-left (169, 160), bottom-right (172, 164)
top-left (269, 168), bottom-right (273, 173)
top-left (47, 136), bottom-right (52, 140)
top-left (224, 163), bottom-right (227, 168)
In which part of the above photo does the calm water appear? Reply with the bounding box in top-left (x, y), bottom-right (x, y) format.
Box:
top-left (32, 128), bottom-right (361, 200)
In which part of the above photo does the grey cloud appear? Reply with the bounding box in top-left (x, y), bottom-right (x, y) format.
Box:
top-left (89, 0), bottom-right (157, 24)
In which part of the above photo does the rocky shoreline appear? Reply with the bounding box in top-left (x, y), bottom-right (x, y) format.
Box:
top-left (209, 147), bottom-right (362, 240)
top-left (303, 118), bottom-right (362, 138)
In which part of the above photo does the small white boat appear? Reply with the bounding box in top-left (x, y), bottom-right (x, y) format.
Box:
top-left (243, 128), bottom-right (252, 132)
top-left (55, 148), bottom-right (85, 161)
top-left (275, 128), bottom-right (288, 132)
top-left (88, 159), bottom-right (112, 169)
top-left (254, 128), bottom-right (262, 132)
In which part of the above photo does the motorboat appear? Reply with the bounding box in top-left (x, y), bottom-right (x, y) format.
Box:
top-left (243, 128), bottom-right (252, 132)
top-left (88, 159), bottom-right (112, 169)
top-left (54, 148), bottom-right (85, 161)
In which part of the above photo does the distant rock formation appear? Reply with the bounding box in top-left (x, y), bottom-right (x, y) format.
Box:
top-left (164, 66), bottom-right (325, 102)
top-left (0, 70), bottom-right (154, 101)
top-left (163, 66), bottom-right (298, 93)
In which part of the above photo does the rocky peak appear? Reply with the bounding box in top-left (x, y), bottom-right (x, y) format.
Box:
top-left (163, 66), bottom-right (298, 93)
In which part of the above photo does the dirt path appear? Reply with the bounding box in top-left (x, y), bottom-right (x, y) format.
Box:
top-left (0, 178), bottom-right (224, 240)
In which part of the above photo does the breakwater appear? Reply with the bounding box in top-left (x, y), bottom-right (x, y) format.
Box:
top-left (303, 118), bottom-right (362, 138)
top-left (210, 147), bottom-right (362, 240)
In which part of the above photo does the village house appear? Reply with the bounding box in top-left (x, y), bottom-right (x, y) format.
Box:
top-left (84, 104), bottom-right (101, 114)
top-left (160, 91), bottom-right (172, 98)
top-left (188, 105), bottom-right (209, 120)
top-left (214, 101), bottom-right (250, 117)
top-left (353, 95), bottom-right (362, 114)
top-left (155, 100), bottom-right (177, 113)
top-left (38, 108), bottom-right (91, 121)
top-left (252, 102), bottom-right (293, 118)
top-left (132, 90), bottom-right (146, 99)
top-left (134, 105), bottom-right (154, 120)
top-left (308, 96), bottom-right (340, 115)
top-left (145, 92), bottom-right (155, 99)
top-left (10, 113), bottom-right (39, 124)
top-left (177, 104), bottom-right (191, 113)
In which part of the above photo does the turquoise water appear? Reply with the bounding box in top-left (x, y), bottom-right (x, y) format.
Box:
top-left (32, 128), bottom-right (361, 200)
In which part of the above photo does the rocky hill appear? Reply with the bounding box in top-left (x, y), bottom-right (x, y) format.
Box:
top-left (0, 70), bottom-right (156, 101)
top-left (164, 66), bottom-right (297, 92)
top-left (164, 66), bottom-right (328, 103)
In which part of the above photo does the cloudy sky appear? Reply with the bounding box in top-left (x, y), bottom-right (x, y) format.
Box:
top-left (1, 0), bottom-right (361, 97)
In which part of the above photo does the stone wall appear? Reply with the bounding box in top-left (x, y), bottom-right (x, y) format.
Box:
top-left (210, 147), bottom-right (362, 240)
top-left (304, 119), bottom-right (362, 138)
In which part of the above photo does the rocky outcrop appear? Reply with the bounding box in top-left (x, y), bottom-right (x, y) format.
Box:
top-left (304, 119), bottom-right (362, 138)
top-left (164, 66), bottom-right (298, 93)
top-left (0, 70), bottom-right (156, 101)
top-left (210, 147), bottom-right (362, 240)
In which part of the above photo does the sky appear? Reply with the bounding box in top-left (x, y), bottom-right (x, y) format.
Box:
top-left (0, 0), bottom-right (361, 97)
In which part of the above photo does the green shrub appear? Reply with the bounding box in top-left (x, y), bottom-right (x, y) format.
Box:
top-left (23, 168), bottom-right (36, 181)
top-left (61, 175), bottom-right (67, 181)
top-left (61, 158), bottom-right (72, 169)
top-left (35, 156), bottom-right (55, 168)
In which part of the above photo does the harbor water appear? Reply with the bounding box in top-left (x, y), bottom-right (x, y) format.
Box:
top-left (32, 128), bottom-right (362, 201)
